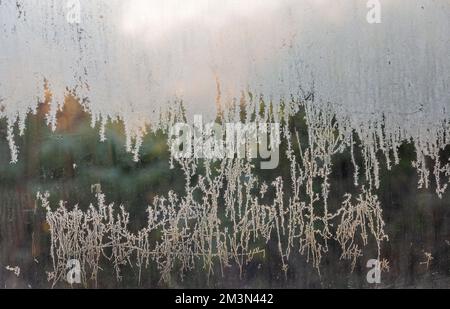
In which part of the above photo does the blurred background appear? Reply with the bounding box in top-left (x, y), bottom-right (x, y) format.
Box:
top-left (0, 97), bottom-right (449, 289)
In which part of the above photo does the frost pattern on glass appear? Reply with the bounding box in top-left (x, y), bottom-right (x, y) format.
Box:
top-left (1, 1), bottom-right (449, 157)
top-left (37, 105), bottom-right (390, 285)
top-left (1, 0), bottom-right (450, 285)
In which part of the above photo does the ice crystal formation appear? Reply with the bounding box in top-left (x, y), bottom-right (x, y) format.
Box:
top-left (1, 1), bottom-right (450, 285)
top-left (38, 103), bottom-right (390, 285)
top-left (1, 1), bottom-right (449, 154)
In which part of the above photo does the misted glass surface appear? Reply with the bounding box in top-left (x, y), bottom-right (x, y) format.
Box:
top-left (1, 1), bottom-right (449, 289)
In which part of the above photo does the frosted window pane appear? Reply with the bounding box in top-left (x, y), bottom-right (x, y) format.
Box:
top-left (1, 1), bottom-right (449, 131)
